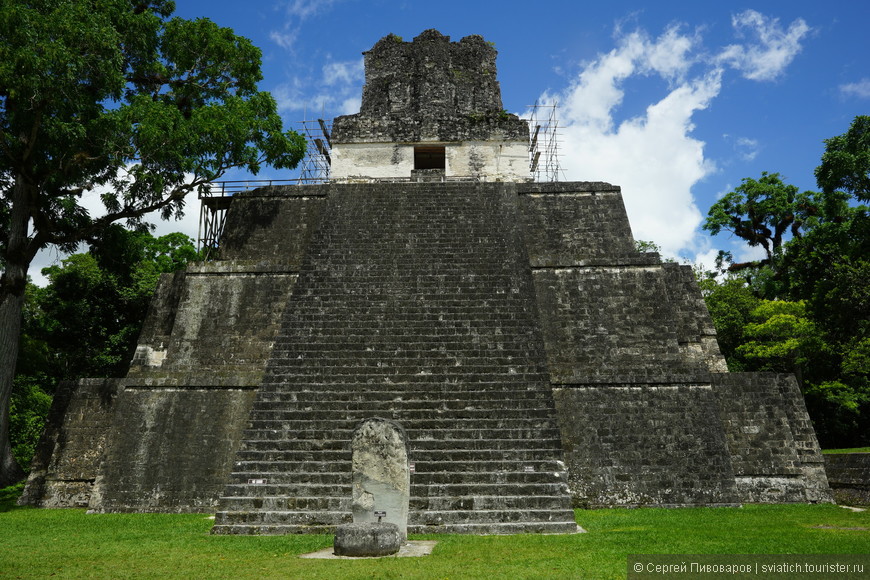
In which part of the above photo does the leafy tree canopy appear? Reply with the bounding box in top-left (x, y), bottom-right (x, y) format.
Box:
top-left (0, 0), bottom-right (305, 486)
top-left (1, 0), bottom-right (304, 258)
top-left (702, 172), bottom-right (822, 267)
top-left (815, 115), bottom-right (870, 201)
top-left (699, 116), bottom-right (870, 447)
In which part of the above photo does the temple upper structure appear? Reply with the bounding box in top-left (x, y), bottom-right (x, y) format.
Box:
top-left (330, 30), bottom-right (531, 182)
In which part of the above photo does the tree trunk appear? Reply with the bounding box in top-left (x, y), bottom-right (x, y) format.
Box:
top-left (0, 175), bottom-right (36, 487)
top-left (0, 290), bottom-right (26, 487)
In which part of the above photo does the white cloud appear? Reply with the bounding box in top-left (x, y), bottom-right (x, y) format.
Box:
top-left (553, 27), bottom-right (720, 258)
top-left (719, 10), bottom-right (810, 81)
top-left (279, 0), bottom-right (340, 20)
top-left (269, 30), bottom-right (298, 51)
top-left (640, 25), bottom-right (699, 82)
top-left (546, 12), bottom-right (809, 261)
top-left (270, 0), bottom-right (344, 51)
top-left (323, 60), bottom-right (364, 86)
top-left (840, 79), bottom-right (870, 99)
top-left (340, 96), bottom-right (361, 115)
top-left (735, 137), bottom-right (760, 161)
top-left (274, 58), bottom-right (364, 117)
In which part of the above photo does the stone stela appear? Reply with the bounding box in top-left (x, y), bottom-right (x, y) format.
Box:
top-left (350, 418), bottom-right (410, 541)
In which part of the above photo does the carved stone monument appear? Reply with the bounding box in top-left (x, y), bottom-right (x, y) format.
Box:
top-left (350, 418), bottom-right (410, 541)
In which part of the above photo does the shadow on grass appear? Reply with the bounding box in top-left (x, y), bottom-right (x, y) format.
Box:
top-left (0, 481), bottom-right (27, 512)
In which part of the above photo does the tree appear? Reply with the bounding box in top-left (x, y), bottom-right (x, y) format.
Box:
top-left (815, 115), bottom-right (870, 201)
top-left (702, 172), bottom-right (819, 270)
top-left (700, 117), bottom-right (870, 447)
top-left (0, 1), bottom-right (305, 486)
top-left (697, 277), bottom-right (760, 370)
top-left (735, 299), bottom-right (829, 387)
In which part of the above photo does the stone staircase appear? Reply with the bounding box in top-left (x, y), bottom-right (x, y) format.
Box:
top-left (212, 182), bottom-right (578, 535)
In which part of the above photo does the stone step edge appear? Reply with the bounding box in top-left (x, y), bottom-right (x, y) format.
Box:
top-left (210, 521), bottom-right (583, 535)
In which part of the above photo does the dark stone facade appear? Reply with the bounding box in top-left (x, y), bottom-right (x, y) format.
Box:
top-left (824, 454), bottom-right (870, 505)
top-left (332, 30), bottom-right (527, 144)
top-left (22, 182), bottom-right (832, 527)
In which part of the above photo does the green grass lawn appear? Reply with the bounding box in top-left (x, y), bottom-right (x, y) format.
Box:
top-left (1, 494), bottom-right (868, 580)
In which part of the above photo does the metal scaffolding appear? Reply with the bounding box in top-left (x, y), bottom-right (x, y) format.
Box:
top-left (526, 100), bottom-right (564, 182)
top-left (297, 117), bottom-right (332, 183)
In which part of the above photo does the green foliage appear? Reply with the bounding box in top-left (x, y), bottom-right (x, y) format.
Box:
top-left (634, 239), bottom-right (661, 254)
top-left (815, 115), bottom-right (870, 201)
top-left (701, 117), bottom-right (870, 447)
top-left (8, 378), bottom-right (51, 471)
top-left (736, 300), bottom-right (829, 381)
top-left (784, 221), bottom-right (870, 339)
top-left (23, 226), bottom-right (200, 380)
top-left (822, 447), bottom-right (870, 454)
top-left (697, 277), bottom-right (759, 370)
top-left (1, 1), bottom-right (305, 242)
top-left (0, 481), bottom-right (25, 512)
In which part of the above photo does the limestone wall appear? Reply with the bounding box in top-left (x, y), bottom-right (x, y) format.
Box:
top-left (660, 263), bottom-right (728, 373)
top-left (91, 386), bottom-right (256, 512)
top-left (519, 183), bottom-right (639, 266)
top-left (129, 187), bottom-right (324, 379)
top-left (711, 373), bottom-right (805, 502)
top-left (331, 140), bottom-right (530, 182)
top-left (158, 264), bottom-right (297, 375)
top-left (552, 384), bottom-right (739, 507)
top-left (19, 379), bottom-right (123, 508)
top-left (217, 187), bottom-right (327, 263)
top-left (824, 453), bottom-right (870, 505)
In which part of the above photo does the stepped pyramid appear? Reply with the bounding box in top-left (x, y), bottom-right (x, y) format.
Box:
top-left (22, 30), bottom-right (831, 531)
top-left (212, 183), bottom-right (576, 534)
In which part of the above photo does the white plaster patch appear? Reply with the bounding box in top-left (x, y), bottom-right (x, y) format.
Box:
top-left (331, 140), bottom-right (530, 182)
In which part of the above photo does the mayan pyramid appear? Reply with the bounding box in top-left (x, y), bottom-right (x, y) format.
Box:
top-left (21, 30), bottom-right (831, 534)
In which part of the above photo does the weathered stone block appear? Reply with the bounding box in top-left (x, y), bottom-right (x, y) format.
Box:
top-left (824, 453), bottom-right (870, 505)
top-left (91, 386), bottom-right (257, 512)
top-left (19, 378), bottom-right (122, 508)
top-left (333, 522), bottom-right (402, 557)
top-left (552, 384), bottom-right (740, 507)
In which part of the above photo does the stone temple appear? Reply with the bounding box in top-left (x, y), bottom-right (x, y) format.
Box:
top-left (21, 30), bottom-right (832, 534)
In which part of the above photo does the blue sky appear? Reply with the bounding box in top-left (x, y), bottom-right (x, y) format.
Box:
top-left (33, 1), bottom-right (870, 282)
